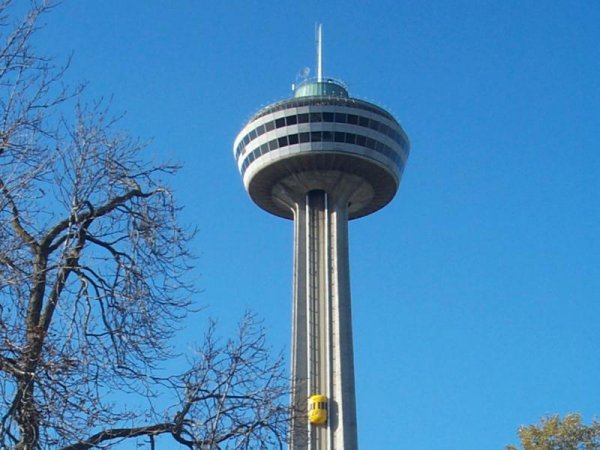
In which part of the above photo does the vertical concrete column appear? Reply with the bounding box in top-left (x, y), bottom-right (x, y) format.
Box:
top-left (328, 196), bottom-right (358, 450)
top-left (290, 200), bottom-right (309, 450)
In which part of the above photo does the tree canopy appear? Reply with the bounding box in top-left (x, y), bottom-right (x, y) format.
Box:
top-left (507, 414), bottom-right (600, 450)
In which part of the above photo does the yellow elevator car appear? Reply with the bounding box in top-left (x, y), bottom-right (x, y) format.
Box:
top-left (308, 394), bottom-right (328, 425)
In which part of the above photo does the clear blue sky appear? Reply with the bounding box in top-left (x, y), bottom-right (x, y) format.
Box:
top-left (35, 1), bottom-right (599, 448)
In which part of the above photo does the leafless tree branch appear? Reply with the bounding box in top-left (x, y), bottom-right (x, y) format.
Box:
top-left (0, 2), bottom-right (290, 449)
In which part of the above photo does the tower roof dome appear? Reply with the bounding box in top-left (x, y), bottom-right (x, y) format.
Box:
top-left (293, 78), bottom-right (349, 98)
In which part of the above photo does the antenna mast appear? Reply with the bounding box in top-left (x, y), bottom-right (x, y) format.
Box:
top-left (316, 23), bottom-right (323, 82)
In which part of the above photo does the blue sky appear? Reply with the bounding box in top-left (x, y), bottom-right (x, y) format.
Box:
top-left (34, 1), bottom-right (599, 448)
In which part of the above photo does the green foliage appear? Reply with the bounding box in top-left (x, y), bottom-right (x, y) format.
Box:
top-left (507, 414), bottom-right (600, 450)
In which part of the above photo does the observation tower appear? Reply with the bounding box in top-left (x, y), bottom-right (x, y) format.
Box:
top-left (233, 25), bottom-right (410, 450)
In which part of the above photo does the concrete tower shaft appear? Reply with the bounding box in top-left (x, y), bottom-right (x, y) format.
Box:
top-left (234, 76), bottom-right (409, 450)
top-left (275, 179), bottom-right (361, 450)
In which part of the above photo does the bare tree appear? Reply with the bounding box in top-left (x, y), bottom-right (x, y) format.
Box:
top-left (0, 2), bottom-right (289, 448)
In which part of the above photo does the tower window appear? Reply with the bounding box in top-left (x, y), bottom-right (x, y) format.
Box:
top-left (335, 112), bottom-right (347, 123)
top-left (322, 112), bottom-right (334, 122)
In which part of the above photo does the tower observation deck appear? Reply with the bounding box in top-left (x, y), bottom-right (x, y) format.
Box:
top-left (233, 29), bottom-right (410, 450)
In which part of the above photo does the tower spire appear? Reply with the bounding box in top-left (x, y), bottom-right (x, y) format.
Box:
top-left (316, 23), bottom-right (323, 82)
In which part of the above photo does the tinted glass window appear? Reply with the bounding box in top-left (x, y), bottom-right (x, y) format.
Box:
top-left (334, 132), bottom-right (345, 142)
top-left (298, 113), bottom-right (309, 123)
top-left (299, 132), bottom-right (310, 143)
top-left (365, 137), bottom-right (375, 149)
top-left (268, 140), bottom-right (279, 150)
top-left (335, 113), bottom-right (347, 123)
top-left (257, 124), bottom-right (265, 136)
top-left (359, 116), bottom-right (369, 127)
top-left (356, 135), bottom-right (366, 146)
top-left (347, 114), bottom-right (358, 125)
top-left (266, 121), bottom-right (275, 131)
top-left (243, 135), bottom-right (250, 145)
top-left (288, 134), bottom-right (299, 145)
top-left (322, 112), bottom-right (334, 122)
top-left (275, 117), bottom-right (285, 128)
top-left (286, 115), bottom-right (297, 125)
top-left (249, 129), bottom-right (257, 140)
top-left (345, 133), bottom-right (356, 144)
top-left (310, 112), bottom-right (322, 122)
top-left (311, 131), bottom-right (322, 142)
top-left (261, 143), bottom-right (269, 153)
top-left (278, 136), bottom-right (288, 147)
top-left (322, 131), bottom-right (333, 141)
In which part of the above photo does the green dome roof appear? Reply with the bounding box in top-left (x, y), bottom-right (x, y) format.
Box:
top-left (293, 79), bottom-right (348, 98)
